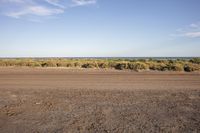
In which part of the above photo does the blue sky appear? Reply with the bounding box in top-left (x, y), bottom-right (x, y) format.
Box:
top-left (0, 0), bottom-right (200, 57)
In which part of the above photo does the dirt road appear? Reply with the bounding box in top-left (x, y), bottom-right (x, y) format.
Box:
top-left (0, 68), bottom-right (200, 132)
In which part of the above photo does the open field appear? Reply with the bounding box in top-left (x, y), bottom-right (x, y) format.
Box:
top-left (0, 68), bottom-right (200, 132)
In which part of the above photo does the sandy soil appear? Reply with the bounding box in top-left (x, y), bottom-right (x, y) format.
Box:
top-left (0, 67), bottom-right (200, 133)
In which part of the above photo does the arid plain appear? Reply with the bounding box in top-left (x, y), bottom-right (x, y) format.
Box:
top-left (0, 67), bottom-right (200, 132)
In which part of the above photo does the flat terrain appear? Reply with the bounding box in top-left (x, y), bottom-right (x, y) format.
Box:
top-left (0, 68), bottom-right (200, 133)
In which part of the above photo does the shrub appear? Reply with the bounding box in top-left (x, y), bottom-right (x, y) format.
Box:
top-left (168, 60), bottom-right (176, 64)
top-left (41, 60), bottom-right (57, 67)
top-left (108, 61), bottom-right (117, 68)
top-left (56, 62), bottom-right (63, 67)
top-left (171, 64), bottom-right (184, 71)
top-left (157, 60), bottom-right (168, 64)
top-left (16, 61), bottom-right (28, 66)
top-left (97, 62), bottom-right (109, 68)
top-left (74, 62), bottom-right (82, 67)
top-left (148, 58), bottom-right (154, 61)
top-left (82, 62), bottom-right (96, 68)
top-left (115, 62), bottom-right (128, 70)
top-left (4, 60), bottom-right (16, 66)
top-left (137, 59), bottom-right (146, 62)
top-left (189, 58), bottom-right (200, 64)
top-left (128, 62), bottom-right (148, 71)
top-left (27, 62), bottom-right (41, 67)
top-left (184, 64), bottom-right (200, 72)
top-left (0, 60), bottom-right (6, 66)
top-left (149, 62), bottom-right (167, 71)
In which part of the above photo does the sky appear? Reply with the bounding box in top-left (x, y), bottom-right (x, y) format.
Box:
top-left (0, 0), bottom-right (200, 57)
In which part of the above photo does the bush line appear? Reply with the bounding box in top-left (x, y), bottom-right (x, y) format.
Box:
top-left (0, 58), bottom-right (200, 72)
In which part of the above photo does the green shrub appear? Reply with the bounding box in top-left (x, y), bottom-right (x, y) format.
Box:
top-left (189, 58), bottom-right (200, 64)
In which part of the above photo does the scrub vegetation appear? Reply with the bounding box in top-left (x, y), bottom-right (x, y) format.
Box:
top-left (0, 58), bottom-right (200, 72)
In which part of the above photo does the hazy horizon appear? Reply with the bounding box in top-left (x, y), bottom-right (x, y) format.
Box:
top-left (1, 0), bottom-right (200, 57)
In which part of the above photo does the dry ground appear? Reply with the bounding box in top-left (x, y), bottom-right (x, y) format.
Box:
top-left (0, 67), bottom-right (200, 133)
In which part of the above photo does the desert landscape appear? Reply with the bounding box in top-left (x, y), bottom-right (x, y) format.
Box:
top-left (0, 67), bottom-right (199, 132)
top-left (1, 0), bottom-right (200, 132)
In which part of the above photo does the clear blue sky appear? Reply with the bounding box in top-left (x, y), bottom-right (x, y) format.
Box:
top-left (0, 0), bottom-right (200, 57)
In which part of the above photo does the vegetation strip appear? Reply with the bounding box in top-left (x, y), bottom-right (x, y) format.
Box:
top-left (0, 58), bottom-right (200, 72)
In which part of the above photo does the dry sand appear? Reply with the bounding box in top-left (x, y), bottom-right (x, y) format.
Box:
top-left (0, 67), bottom-right (200, 132)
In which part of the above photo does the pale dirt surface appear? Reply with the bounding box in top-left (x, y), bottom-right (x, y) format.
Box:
top-left (0, 67), bottom-right (200, 133)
